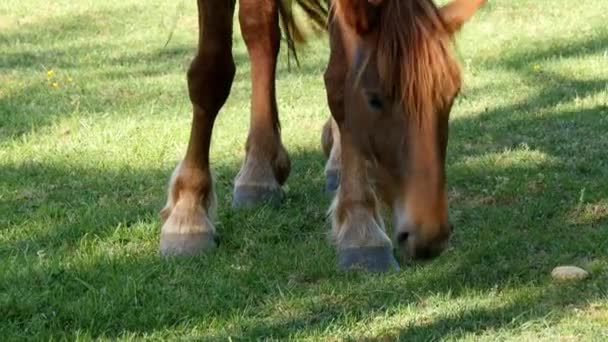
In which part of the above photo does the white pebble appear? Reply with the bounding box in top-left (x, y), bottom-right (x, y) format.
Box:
top-left (551, 266), bottom-right (590, 281)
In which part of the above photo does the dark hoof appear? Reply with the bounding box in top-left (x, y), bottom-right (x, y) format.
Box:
top-left (160, 232), bottom-right (218, 257)
top-left (325, 170), bottom-right (340, 193)
top-left (338, 246), bottom-right (400, 272)
top-left (232, 185), bottom-right (283, 209)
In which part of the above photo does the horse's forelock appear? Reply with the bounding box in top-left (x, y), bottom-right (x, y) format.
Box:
top-left (375, 0), bottom-right (461, 126)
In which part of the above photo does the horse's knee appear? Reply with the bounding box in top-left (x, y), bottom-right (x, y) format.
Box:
top-left (187, 52), bottom-right (235, 114)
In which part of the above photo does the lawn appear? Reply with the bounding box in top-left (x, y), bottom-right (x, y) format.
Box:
top-left (1, 0), bottom-right (607, 340)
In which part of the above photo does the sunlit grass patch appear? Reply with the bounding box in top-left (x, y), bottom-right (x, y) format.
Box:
top-left (455, 145), bottom-right (558, 171)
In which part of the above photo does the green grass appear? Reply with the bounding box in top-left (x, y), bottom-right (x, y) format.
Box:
top-left (1, 0), bottom-right (607, 340)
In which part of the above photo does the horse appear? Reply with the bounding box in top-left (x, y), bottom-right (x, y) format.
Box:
top-left (158, 0), bottom-right (486, 272)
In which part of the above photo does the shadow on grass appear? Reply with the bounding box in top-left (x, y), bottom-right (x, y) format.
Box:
top-left (0, 149), bottom-right (335, 338)
top-left (2, 96), bottom-right (607, 338)
top-left (483, 31), bottom-right (608, 70)
top-left (1, 6), bottom-right (151, 70)
top-left (0, 5), bottom-right (321, 146)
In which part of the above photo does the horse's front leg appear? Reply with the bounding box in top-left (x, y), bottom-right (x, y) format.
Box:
top-left (329, 129), bottom-right (398, 272)
top-left (159, 0), bottom-right (235, 256)
top-left (324, 17), bottom-right (398, 272)
top-left (232, 0), bottom-right (291, 208)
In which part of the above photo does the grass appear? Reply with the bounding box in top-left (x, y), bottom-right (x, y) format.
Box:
top-left (1, 0), bottom-right (607, 339)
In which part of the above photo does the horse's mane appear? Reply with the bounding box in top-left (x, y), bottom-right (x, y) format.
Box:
top-left (376, 0), bottom-right (462, 126)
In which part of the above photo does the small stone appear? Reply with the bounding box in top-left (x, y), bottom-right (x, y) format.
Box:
top-left (551, 266), bottom-right (590, 281)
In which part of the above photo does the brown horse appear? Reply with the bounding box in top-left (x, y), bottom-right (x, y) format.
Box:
top-left (159, 0), bottom-right (486, 272)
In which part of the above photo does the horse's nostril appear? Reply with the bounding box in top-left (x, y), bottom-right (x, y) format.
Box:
top-left (397, 231), bottom-right (409, 245)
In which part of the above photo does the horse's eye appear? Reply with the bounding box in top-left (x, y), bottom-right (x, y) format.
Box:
top-left (367, 93), bottom-right (384, 111)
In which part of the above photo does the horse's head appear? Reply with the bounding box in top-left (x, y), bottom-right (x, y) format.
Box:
top-left (335, 0), bottom-right (486, 260)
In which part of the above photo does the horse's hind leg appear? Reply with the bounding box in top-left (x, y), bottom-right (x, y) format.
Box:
top-left (324, 17), bottom-right (398, 272)
top-left (321, 12), bottom-right (345, 194)
top-left (321, 117), bottom-right (341, 193)
top-left (159, 0), bottom-right (235, 256)
top-left (232, 0), bottom-right (291, 208)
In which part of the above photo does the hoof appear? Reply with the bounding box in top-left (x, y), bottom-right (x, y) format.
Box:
top-left (232, 185), bottom-right (283, 208)
top-left (338, 247), bottom-right (400, 272)
top-left (325, 170), bottom-right (340, 193)
top-left (160, 232), bottom-right (218, 257)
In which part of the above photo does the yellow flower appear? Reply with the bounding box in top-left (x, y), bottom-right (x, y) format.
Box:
top-left (52, 82), bottom-right (59, 88)
top-left (532, 64), bottom-right (541, 72)
top-left (67, 77), bottom-right (73, 83)
top-left (47, 69), bottom-right (55, 77)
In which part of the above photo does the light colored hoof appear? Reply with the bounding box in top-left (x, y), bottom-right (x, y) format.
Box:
top-left (325, 170), bottom-right (340, 193)
top-left (231, 185), bottom-right (283, 208)
top-left (160, 232), bottom-right (218, 257)
top-left (551, 265), bottom-right (590, 281)
top-left (338, 246), bottom-right (400, 272)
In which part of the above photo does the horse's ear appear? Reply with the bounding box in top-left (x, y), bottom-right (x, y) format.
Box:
top-left (439, 0), bottom-right (487, 35)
